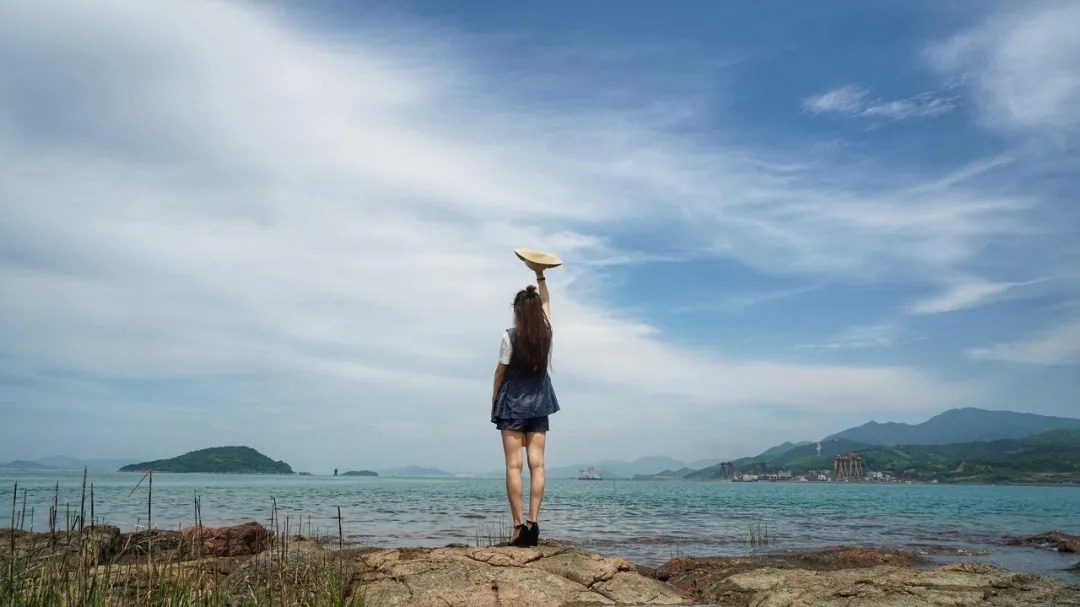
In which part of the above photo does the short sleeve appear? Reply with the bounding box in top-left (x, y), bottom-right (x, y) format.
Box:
top-left (498, 330), bottom-right (512, 365)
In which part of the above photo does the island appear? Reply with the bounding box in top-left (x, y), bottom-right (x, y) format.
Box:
top-left (341, 470), bottom-right (378, 477)
top-left (119, 446), bottom-right (294, 474)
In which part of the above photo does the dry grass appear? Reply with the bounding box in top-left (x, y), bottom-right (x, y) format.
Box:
top-left (1, 471), bottom-right (362, 606)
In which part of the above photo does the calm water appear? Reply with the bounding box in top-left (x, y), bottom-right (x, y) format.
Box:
top-left (3, 471), bottom-right (1079, 579)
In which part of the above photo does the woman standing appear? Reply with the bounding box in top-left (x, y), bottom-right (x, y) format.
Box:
top-left (491, 266), bottom-right (559, 547)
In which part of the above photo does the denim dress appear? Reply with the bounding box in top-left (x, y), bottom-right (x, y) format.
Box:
top-left (491, 328), bottom-right (560, 430)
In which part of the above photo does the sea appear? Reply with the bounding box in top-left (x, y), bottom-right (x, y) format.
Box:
top-left (3, 471), bottom-right (1079, 581)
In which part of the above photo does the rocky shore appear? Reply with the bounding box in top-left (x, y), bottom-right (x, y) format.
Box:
top-left (4, 522), bottom-right (1079, 606)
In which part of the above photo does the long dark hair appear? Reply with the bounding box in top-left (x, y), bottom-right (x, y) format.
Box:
top-left (511, 285), bottom-right (551, 372)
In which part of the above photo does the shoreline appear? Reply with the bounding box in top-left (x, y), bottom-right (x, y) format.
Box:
top-left (4, 522), bottom-right (1078, 606)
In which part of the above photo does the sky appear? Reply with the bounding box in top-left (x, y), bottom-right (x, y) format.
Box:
top-left (1, 0), bottom-right (1078, 474)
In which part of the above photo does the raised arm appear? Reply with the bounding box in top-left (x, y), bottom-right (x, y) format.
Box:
top-left (536, 270), bottom-right (550, 321)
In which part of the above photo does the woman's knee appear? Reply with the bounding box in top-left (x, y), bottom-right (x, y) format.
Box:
top-left (527, 458), bottom-right (544, 474)
top-left (505, 458), bottom-right (524, 472)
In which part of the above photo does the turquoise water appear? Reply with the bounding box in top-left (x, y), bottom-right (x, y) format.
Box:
top-left (3, 471), bottom-right (1079, 579)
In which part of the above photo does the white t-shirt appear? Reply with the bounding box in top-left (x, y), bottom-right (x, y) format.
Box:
top-left (499, 330), bottom-right (513, 365)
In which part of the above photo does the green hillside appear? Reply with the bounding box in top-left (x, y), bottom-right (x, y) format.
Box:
top-left (119, 446), bottom-right (293, 474)
top-left (688, 438), bottom-right (871, 479)
top-left (688, 430), bottom-right (1080, 483)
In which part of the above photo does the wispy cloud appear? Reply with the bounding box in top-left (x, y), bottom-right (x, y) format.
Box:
top-left (802, 84), bottom-right (959, 122)
top-left (931, 0), bottom-right (1080, 134)
top-left (967, 320), bottom-right (1080, 365)
top-left (906, 279), bottom-right (1047, 315)
top-left (794, 324), bottom-right (915, 351)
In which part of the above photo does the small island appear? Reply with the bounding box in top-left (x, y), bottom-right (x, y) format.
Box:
top-left (341, 470), bottom-right (378, 477)
top-left (119, 446), bottom-right (294, 474)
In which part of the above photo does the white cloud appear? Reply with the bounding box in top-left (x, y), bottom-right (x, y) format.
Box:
top-left (932, 1), bottom-right (1080, 134)
top-left (967, 321), bottom-right (1080, 365)
top-left (803, 85), bottom-right (870, 115)
top-left (0, 0), bottom-right (1024, 470)
top-left (802, 84), bottom-right (959, 121)
top-left (906, 279), bottom-right (1042, 315)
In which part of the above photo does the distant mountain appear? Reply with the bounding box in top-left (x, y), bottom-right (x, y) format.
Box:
top-left (0, 460), bottom-right (55, 470)
top-left (37, 456), bottom-right (140, 471)
top-left (636, 467), bottom-right (696, 480)
top-left (341, 470), bottom-right (378, 477)
top-left (689, 429), bottom-right (1080, 484)
top-left (546, 456), bottom-right (725, 479)
top-left (826, 408), bottom-right (1080, 446)
top-left (379, 466), bottom-right (451, 477)
top-left (755, 441), bottom-right (812, 459)
top-left (120, 446), bottom-right (293, 474)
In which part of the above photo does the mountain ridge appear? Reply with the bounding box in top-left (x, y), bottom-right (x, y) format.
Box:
top-left (825, 408), bottom-right (1080, 446)
top-left (687, 429), bottom-right (1080, 484)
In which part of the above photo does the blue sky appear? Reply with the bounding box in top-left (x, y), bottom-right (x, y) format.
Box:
top-left (1, 0), bottom-right (1078, 473)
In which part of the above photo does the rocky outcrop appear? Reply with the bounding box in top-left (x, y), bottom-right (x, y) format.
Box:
top-left (181, 521), bottom-right (272, 557)
top-left (4, 525), bottom-right (122, 565)
top-left (653, 551), bottom-right (1080, 606)
top-left (356, 544), bottom-right (690, 606)
top-left (6, 524), bottom-right (1079, 606)
top-left (1006, 531), bottom-right (1080, 553)
top-left (3, 521), bottom-right (269, 566)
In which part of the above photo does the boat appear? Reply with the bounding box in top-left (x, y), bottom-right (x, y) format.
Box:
top-left (578, 466), bottom-right (602, 480)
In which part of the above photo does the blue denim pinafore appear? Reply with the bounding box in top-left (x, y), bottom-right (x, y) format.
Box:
top-left (491, 328), bottom-right (560, 425)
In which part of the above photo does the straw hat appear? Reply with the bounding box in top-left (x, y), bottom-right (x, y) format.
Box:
top-left (514, 248), bottom-right (563, 271)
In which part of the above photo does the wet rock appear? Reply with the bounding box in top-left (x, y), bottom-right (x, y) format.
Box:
top-left (181, 521), bottom-right (272, 557)
top-left (1006, 531), bottom-right (1080, 553)
top-left (356, 543), bottom-right (691, 606)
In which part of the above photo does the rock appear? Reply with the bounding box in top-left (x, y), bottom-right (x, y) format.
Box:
top-left (1006, 531), bottom-right (1080, 553)
top-left (115, 528), bottom-right (209, 564)
top-left (654, 552), bottom-right (1080, 607)
top-left (2, 525), bottom-right (122, 565)
top-left (182, 521), bottom-right (272, 557)
top-left (355, 543), bottom-right (691, 606)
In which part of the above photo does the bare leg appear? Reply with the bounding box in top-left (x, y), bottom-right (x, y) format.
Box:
top-left (501, 430), bottom-right (525, 541)
top-left (525, 431), bottom-right (547, 523)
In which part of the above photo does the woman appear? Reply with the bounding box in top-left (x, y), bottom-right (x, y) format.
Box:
top-left (491, 267), bottom-right (559, 547)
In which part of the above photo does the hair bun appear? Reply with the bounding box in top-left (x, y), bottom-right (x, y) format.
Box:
top-left (526, 285), bottom-right (538, 293)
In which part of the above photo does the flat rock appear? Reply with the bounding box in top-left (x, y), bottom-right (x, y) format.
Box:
top-left (355, 543), bottom-right (691, 606)
top-left (654, 555), bottom-right (1080, 607)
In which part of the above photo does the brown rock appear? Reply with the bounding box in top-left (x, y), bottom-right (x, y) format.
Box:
top-left (2, 525), bottom-right (122, 565)
top-left (654, 552), bottom-right (1080, 607)
top-left (356, 543), bottom-right (691, 606)
top-left (1006, 531), bottom-right (1080, 553)
top-left (182, 521), bottom-right (272, 557)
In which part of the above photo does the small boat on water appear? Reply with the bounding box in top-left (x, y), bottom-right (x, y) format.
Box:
top-left (578, 466), bottom-right (602, 480)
